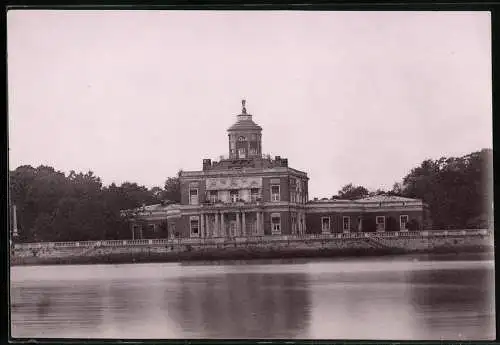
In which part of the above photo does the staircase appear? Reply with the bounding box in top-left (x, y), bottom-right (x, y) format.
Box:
top-left (366, 236), bottom-right (391, 249)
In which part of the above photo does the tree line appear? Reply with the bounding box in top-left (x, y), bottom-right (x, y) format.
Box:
top-left (9, 166), bottom-right (181, 242)
top-left (331, 148), bottom-right (492, 230)
top-left (9, 148), bottom-right (492, 242)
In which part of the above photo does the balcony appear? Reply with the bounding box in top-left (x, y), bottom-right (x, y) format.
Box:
top-left (202, 197), bottom-right (264, 208)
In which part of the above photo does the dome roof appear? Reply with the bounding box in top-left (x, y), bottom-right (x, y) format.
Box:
top-left (228, 114), bottom-right (262, 131)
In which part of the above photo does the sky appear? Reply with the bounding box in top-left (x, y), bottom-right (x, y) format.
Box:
top-left (7, 10), bottom-right (492, 199)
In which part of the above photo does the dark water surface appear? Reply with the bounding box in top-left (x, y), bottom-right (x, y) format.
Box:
top-left (10, 254), bottom-right (495, 340)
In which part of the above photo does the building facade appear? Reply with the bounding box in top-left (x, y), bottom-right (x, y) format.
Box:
top-left (123, 101), bottom-right (431, 239)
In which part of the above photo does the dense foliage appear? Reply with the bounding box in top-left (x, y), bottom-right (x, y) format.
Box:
top-left (9, 149), bottom-right (492, 242)
top-left (332, 149), bottom-right (492, 230)
top-left (9, 166), bottom-right (181, 242)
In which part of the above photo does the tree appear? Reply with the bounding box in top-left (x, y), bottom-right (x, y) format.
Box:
top-left (163, 171), bottom-right (182, 203)
top-left (397, 148), bottom-right (492, 230)
top-left (337, 183), bottom-right (369, 200)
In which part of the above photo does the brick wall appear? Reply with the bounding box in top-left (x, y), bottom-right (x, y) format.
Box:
top-left (306, 210), bottom-right (424, 234)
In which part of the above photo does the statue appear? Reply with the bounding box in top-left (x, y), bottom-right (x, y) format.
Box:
top-left (242, 99), bottom-right (247, 114)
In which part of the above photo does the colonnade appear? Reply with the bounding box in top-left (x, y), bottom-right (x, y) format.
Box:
top-left (199, 211), bottom-right (265, 238)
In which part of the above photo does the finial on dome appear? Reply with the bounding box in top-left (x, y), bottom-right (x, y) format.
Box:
top-left (242, 99), bottom-right (247, 115)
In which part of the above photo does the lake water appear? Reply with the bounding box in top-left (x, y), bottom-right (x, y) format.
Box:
top-left (10, 254), bottom-right (495, 340)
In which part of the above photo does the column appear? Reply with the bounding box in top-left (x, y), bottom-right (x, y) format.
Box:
top-left (215, 212), bottom-right (220, 237)
top-left (207, 214), bottom-right (212, 238)
top-left (221, 212), bottom-right (225, 238)
top-left (256, 212), bottom-right (261, 236)
top-left (260, 212), bottom-right (265, 235)
top-left (12, 205), bottom-right (18, 237)
top-left (242, 212), bottom-right (246, 237)
top-left (200, 213), bottom-right (205, 238)
top-left (236, 212), bottom-right (240, 237)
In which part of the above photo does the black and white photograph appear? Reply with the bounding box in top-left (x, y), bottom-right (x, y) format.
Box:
top-left (7, 9), bottom-right (494, 340)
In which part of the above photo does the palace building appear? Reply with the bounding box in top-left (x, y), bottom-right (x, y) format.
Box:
top-left (123, 101), bottom-right (431, 239)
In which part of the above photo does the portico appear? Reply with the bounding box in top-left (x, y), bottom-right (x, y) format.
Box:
top-left (197, 209), bottom-right (266, 238)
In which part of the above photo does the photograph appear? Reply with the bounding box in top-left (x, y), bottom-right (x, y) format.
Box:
top-left (8, 9), bottom-right (494, 340)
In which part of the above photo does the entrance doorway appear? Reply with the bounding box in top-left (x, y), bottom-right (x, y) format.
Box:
top-left (229, 221), bottom-right (237, 237)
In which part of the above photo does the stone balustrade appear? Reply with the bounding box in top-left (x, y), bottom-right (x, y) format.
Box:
top-left (13, 229), bottom-right (490, 250)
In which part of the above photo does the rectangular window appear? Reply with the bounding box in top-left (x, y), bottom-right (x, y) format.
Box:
top-left (230, 190), bottom-right (239, 203)
top-left (189, 188), bottom-right (199, 205)
top-left (251, 188), bottom-right (260, 202)
top-left (271, 215), bottom-right (281, 234)
top-left (271, 185), bottom-right (280, 202)
top-left (343, 216), bottom-right (351, 231)
top-left (190, 218), bottom-right (200, 237)
top-left (148, 224), bottom-right (155, 233)
top-left (400, 215), bottom-right (409, 230)
top-left (292, 214), bottom-right (297, 234)
top-left (209, 191), bottom-right (218, 203)
top-left (376, 216), bottom-right (386, 231)
top-left (322, 217), bottom-right (331, 233)
top-left (249, 148), bottom-right (257, 155)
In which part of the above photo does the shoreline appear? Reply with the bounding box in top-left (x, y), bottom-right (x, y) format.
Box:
top-left (10, 244), bottom-right (493, 267)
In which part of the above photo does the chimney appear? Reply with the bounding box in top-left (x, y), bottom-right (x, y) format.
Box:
top-left (203, 159), bottom-right (212, 170)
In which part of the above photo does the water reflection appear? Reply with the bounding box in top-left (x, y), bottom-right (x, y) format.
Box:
top-left (164, 273), bottom-right (311, 338)
top-left (407, 267), bottom-right (495, 340)
top-left (10, 256), bottom-right (495, 340)
top-left (11, 283), bottom-right (105, 338)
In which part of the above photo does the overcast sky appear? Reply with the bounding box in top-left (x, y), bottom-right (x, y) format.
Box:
top-left (8, 10), bottom-right (492, 198)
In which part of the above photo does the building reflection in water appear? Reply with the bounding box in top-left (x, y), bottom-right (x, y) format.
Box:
top-left (406, 265), bottom-right (495, 340)
top-left (11, 282), bottom-right (105, 338)
top-left (307, 269), bottom-right (422, 340)
top-left (162, 272), bottom-right (312, 339)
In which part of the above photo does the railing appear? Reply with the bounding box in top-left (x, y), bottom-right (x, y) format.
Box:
top-left (13, 229), bottom-right (491, 250)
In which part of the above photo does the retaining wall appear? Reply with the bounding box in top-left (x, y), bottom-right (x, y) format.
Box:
top-left (10, 230), bottom-right (493, 266)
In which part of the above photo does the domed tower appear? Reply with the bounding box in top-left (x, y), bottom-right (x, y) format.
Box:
top-left (227, 100), bottom-right (263, 159)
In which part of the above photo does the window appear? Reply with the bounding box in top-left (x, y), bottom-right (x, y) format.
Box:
top-left (230, 141), bottom-right (235, 150)
top-left (209, 191), bottom-right (218, 203)
top-left (400, 215), bottom-right (409, 230)
top-left (132, 225), bottom-right (141, 239)
top-left (251, 134), bottom-right (257, 141)
top-left (230, 190), bottom-right (239, 203)
top-left (249, 148), bottom-right (257, 155)
top-left (148, 224), bottom-right (155, 233)
top-left (238, 148), bottom-right (246, 159)
top-left (238, 136), bottom-right (246, 142)
top-left (190, 218), bottom-right (200, 237)
top-left (251, 188), bottom-right (260, 202)
top-left (376, 216), bottom-right (386, 231)
top-left (343, 216), bottom-right (351, 231)
top-left (322, 217), bottom-right (331, 233)
top-left (271, 185), bottom-right (280, 202)
top-left (271, 215), bottom-right (281, 234)
top-left (292, 214), bottom-right (297, 234)
top-left (189, 188), bottom-right (199, 205)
